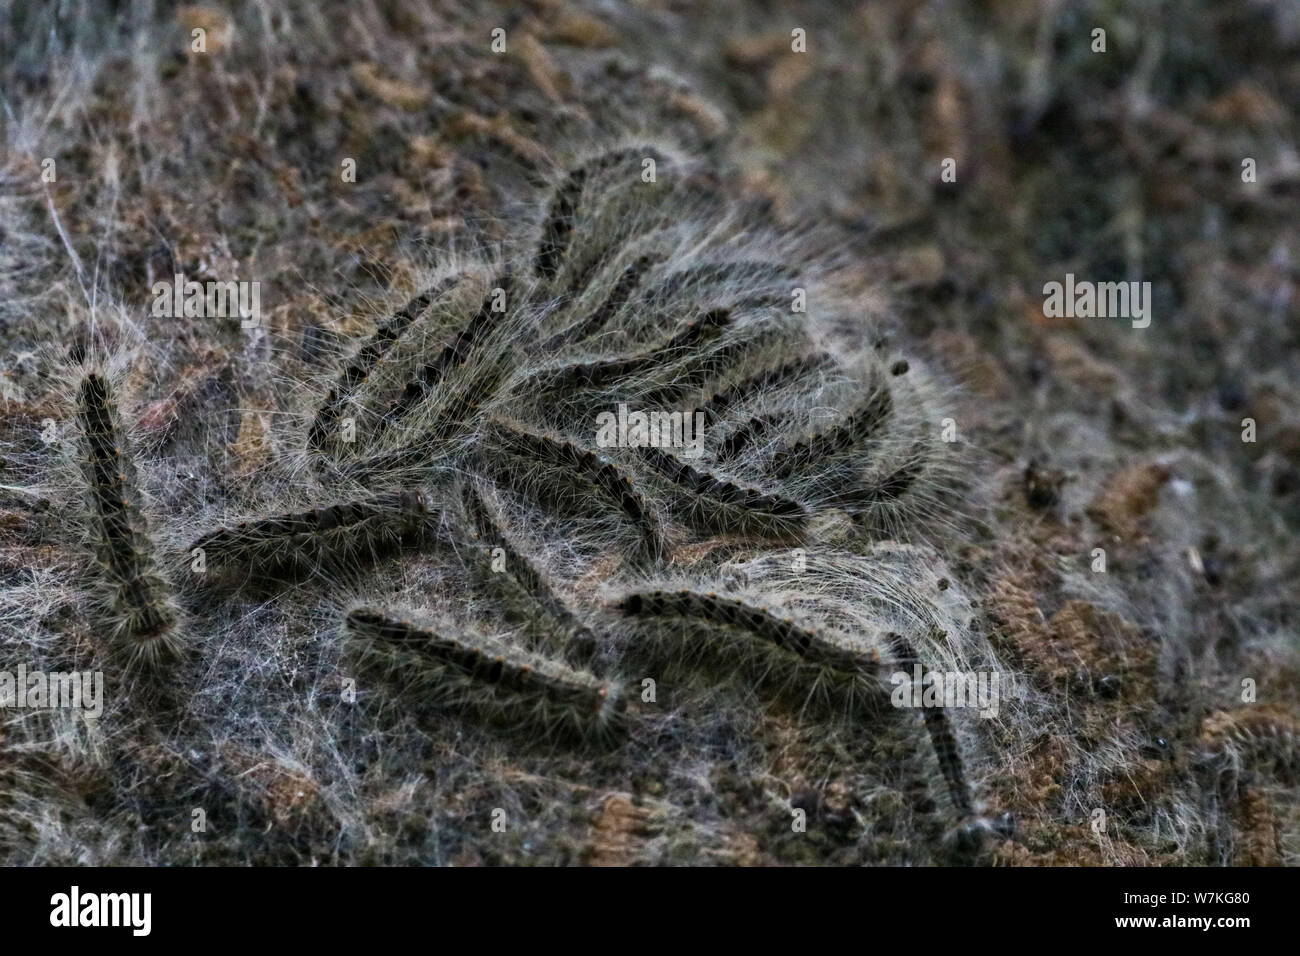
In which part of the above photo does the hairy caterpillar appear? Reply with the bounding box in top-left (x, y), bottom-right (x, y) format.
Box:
top-left (888, 634), bottom-right (976, 819)
top-left (698, 353), bottom-right (831, 424)
top-left (525, 307), bottom-right (732, 396)
top-left (188, 490), bottom-right (430, 584)
top-left (837, 454), bottom-right (927, 507)
top-left (306, 275), bottom-right (462, 454)
top-left (540, 252), bottom-right (661, 352)
top-left (615, 588), bottom-right (881, 717)
top-left (768, 380), bottom-right (894, 479)
top-left (460, 483), bottom-right (599, 665)
top-left (75, 373), bottom-right (180, 663)
top-left (335, 350), bottom-right (511, 482)
top-left (345, 608), bottom-right (625, 743)
top-left (633, 323), bottom-right (793, 412)
top-left (17, 118), bottom-right (1003, 869)
top-left (534, 144), bottom-right (671, 289)
top-left (416, 354), bottom-right (514, 447)
top-left (716, 411), bottom-right (790, 462)
top-left (636, 447), bottom-right (809, 541)
top-left (829, 441), bottom-right (937, 538)
top-left (1199, 709), bottom-right (1299, 778)
top-left (372, 276), bottom-right (513, 441)
top-left (703, 355), bottom-right (836, 462)
top-left (534, 167), bottom-right (587, 281)
top-left (479, 419), bottom-right (664, 563)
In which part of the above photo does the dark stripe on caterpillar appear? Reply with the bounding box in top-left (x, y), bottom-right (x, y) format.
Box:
top-left (460, 483), bottom-right (599, 665)
top-left (616, 588), bottom-right (880, 715)
top-left (534, 146), bottom-right (667, 282)
top-left (888, 633), bottom-right (975, 818)
top-left (76, 373), bottom-right (179, 662)
top-left (699, 353), bottom-right (832, 424)
top-left (534, 168), bottom-right (587, 280)
top-left (540, 253), bottom-right (660, 352)
top-left (636, 447), bottom-right (809, 541)
top-left (831, 451), bottom-right (928, 510)
top-left (529, 307), bottom-right (732, 395)
top-left (716, 412), bottom-right (787, 462)
top-left (478, 420), bottom-right (664, 563)
top-left (768, 383), bottom-right (894, 478)
top-left (345, 608), bottom-right (625, 742)
top-left (374, 276), bottom-right (512, 439)
top-left (188, 490), bottom-right (429, 582)
top-left (633, 322), bottom-right (785, 411)
top-left (306, 275), bottom-right (461, 452)
top-left (642, 260), bottom-right (798, 307)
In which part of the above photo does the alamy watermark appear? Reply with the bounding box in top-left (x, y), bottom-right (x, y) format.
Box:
top-left (890, 666), bottom-right (1000, 718)
top-left (595, 404), bottom-right (705, 459)
top-left (151, 272), bottom-right (261, 327)
top-left (50, 886), bottom-right (151, 936)
top-left (0, 665), bottom-right (103, 718)
top-left (1042, 273), bottom-right (1151, 328)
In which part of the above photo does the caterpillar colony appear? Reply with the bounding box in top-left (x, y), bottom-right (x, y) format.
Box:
top-left (43, 138), bottom-right (1004, 863)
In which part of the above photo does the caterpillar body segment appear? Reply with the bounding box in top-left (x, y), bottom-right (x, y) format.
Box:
top-left (715, 412), bottom-right (791, 463)
top-left (534, 165), bottom-right (587, 281)
top-left (641, 259), bottom-right (800, 312)
top-left (460, 484), bottom-right (600, 665)
top-left (345, 609), bottom-right (626, 743)
top-left (524, 307), bottom-right (733, 399)
top-left (535, 145), bottom-right (676, 291)
top-left (539, 252), bottom-right (662, 352)
top-left (768, 381), bottom-right (894, 479)
top-left (615, 588), bottom-right (882, 717)
top-left (477, 420), bottom-right (664, 563)
top-left (631, 321), bottom-right (796, 413)
top-left (636, 447), bottom-right (809, 542)
top-left (1199, 709), bottom-right (1300, 776)
top-left (188, 491), bottom-right (431, 584)
top-left (889, 634), bottom-right (976, 819)
top-left (834, 455), bottom-right (928, 510)
top-left (371, 276), bottom-right (514, 443)
top-left (415, 352), bottom-right (515, 447)
top-left (341, 354), bottom-right (516, 485)
top-left (75, 373), bottom-right (180, 663)
top-left (307, 275), bottom-right (464, 455)
top-left (822, 436), bottom-right (947, 542)
top-left (698, 353), bottom-right (833, 425)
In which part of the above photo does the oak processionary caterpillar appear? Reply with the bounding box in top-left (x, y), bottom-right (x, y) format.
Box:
top-left (643, 260), bottom-right (798, 307)
top-left (75, 373), bottom-right (180, 664)
top-left (616, 588), bottom-right (882, 717)
top-left (634, 321), bottom-right (783, 412)
top-left (534, 165), bottom-right (587, 281)
top-left (834, 449), bottom-right (929, 511)
top-left (1199, 708), bottom-right (1300, 776)
top-left (768, 382), bottom-right (894, 479)
top-left (374, 276), bottom-right (513, 440)
top-left (534, 145), bottom-right (670, 291)
top-left (306, 276), bottom-right (461, 454)
top-left (527, 306), bottom-right (733, 397)
top-left (26, 133), bottom-right (998, 864)
top-left (479, 419), bottom-right (665, 563)
top-left (345, 608), bottom-right (626, 743)
top-left (888, 633), bottom-right (976, 819)
top-left (188, 490), bottom-right (430, 583)
top-left (540, 253), bottom-right (661, 352)
top-left (460, 483), bottom-right (599, 665)
top-left (698, 353), bottom-right (832, 425)
top-left (636, 446), bottom-right (809, 541)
